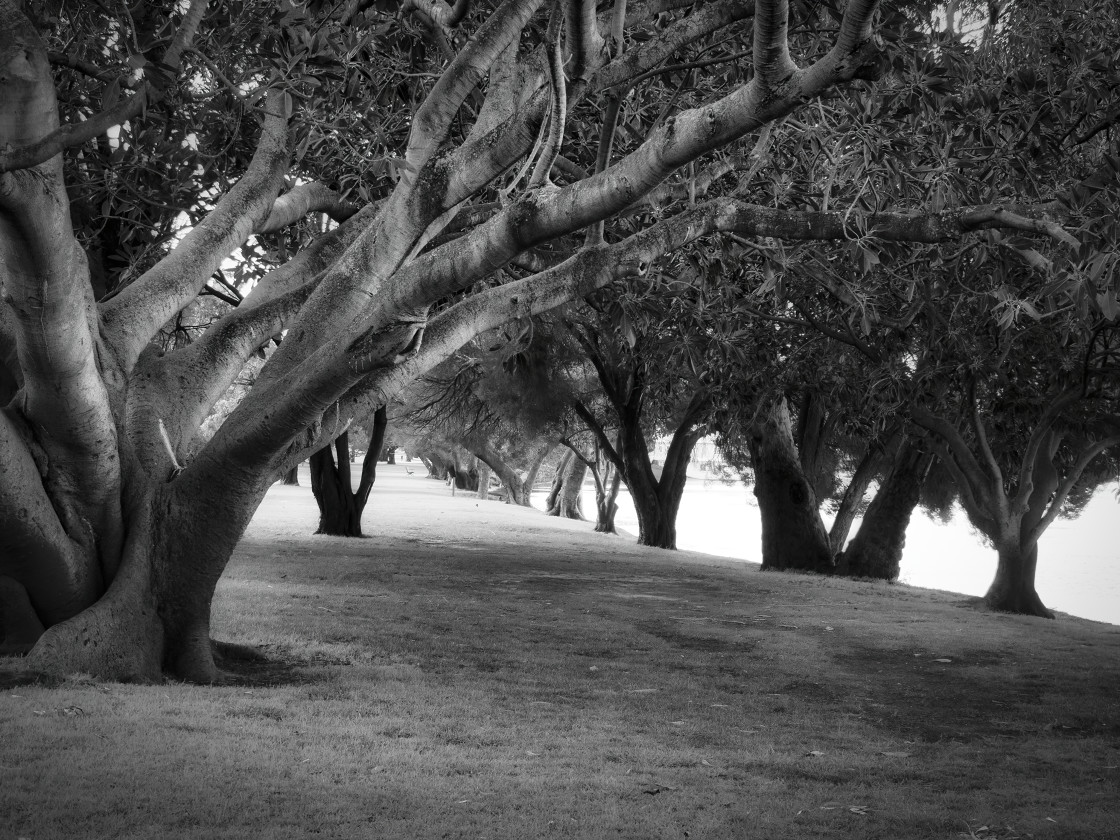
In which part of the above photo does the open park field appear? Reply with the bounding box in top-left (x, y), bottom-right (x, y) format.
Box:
top-left (3, 463), bottom-right (1119, 839)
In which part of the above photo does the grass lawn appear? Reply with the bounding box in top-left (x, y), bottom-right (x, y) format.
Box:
top-left (3, 463), bottom-right (1119, 839)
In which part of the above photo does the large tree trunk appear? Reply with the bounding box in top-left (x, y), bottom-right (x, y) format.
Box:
top-left (309, 408), bottom-right (388, 536)
top-left (546, 450), bottom-right (586, 519)
top-left (837, 442), bottom-right (931, 580)
top-left (26, 470), bottom-right (272, 683)
top-left (981, 440), bottom-right (1058, 618)
top-left (280, 465), bottom-right (300, 485)
top-left (985, 541), bottom-right (1054, 618)
top-left (749, 398), bottom-right (834, 573)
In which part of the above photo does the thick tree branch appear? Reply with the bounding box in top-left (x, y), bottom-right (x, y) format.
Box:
top-left (257, 182), bottom-right (361, 233)
top-left (1026, 435), bottom-right (1120, 548)
top-left (1010, 389), bottom-right (1080, 514)
top-left (100, 92), bottom-right (291, 370)
top-left (405, 0), bottom-right (545, 175)
top-left (910, 405), bottom-right (995, 514)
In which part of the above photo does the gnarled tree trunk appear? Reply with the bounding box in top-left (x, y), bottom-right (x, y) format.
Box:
top-left (546, 449), bottom-right (586, 519)
top-left (749, 398), bottom-right (834, 573)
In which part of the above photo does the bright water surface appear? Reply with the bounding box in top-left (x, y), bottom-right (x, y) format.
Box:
top-left (532, 478), bottom-right (1120, 626)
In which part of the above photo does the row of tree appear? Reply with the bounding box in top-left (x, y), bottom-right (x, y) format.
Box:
top-left (1, 0), bottom-right (1118, 679)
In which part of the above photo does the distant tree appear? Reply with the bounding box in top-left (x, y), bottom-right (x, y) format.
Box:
top-left (308, 407), bottom-right (388, 536)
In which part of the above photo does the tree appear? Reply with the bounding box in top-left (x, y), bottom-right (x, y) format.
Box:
top-left (544, 448), bottom-right (587, 519)
top-left (308, 407), bottom-right (389, 536)
top-left (2, 0), bottom-right (1080, 680)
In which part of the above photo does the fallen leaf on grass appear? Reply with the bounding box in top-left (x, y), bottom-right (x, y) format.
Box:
top-left (849, 805), bottom-right (869, 815)
top-left (710, 703), bottom-right (729, 708)
top-left (700, 759), bottom-right (712, 767)
top-left (806, 750), bottom-right (825, 757)
top-left (525, 751), bottom-right (540, 756)
top-left (627, 688), bottom-right (658, 694)
top-left (933, 658), bottom-right (952, 663)
top-left (670, 720), bottom-right (686, 725)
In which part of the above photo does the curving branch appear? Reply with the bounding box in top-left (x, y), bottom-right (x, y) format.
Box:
top-left (1009, 388), bottom-right (1080, 514)
top-left (1025, 435), bottom-right (1120, 548)
top-left (405, 0), bottom-right (545, 175)
top-left (910, 404), bottom-right (994, 514)
top-left (48, 51), bottom-right (120, 84)
top-left (405, 0), bottom-right (473, 30)
top-left (528, 5), bottom-right (568, 188)
top-left (149, 280), bottom-right (319, 467)
top-left (565, 0), bottom-right (606, 87)
top-left (967, 382), bottom-right (1004, 491)
top-left (100, 90), bottom-right (292, 370)
top-left (754, 0), bottom-right (797, 87)
top-left (257, 182), bottom-right (361, 233)
top-left (0, 0), bottom-right (209, 174)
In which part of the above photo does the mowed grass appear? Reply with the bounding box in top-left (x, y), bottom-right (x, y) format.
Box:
top-left (2, 467), bottom-right (1119, 839)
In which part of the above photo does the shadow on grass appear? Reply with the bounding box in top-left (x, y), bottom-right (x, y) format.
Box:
top-left (211, 639), bottom-right (327, 687)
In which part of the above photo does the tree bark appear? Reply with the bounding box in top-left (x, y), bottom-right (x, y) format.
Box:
top-left (546, 450), bottom-right (586, 519)
top-left (837, 441), bottom-right (931, 580)
top-left (280, 465), bottom-right (300, 485)
top-left (594, 466), bottom-right (622, 533)
top-left (749, 398), bottom-right (834, 573)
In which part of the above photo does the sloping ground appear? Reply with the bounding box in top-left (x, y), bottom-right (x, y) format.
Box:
top-left (2, 463), bottom-right (1118, 839)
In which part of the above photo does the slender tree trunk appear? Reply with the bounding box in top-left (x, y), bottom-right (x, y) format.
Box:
top-left (280, 465), bottom-right (300, 485)
top-left (477, 463), bottom-right (491, 499)
top-left (546, 450), bottom-right (586, 519)
top-left (837, 443), bottom-right (931, 580)
top-left (594, 466), bottom-right (622, 533)
top-left (308, 408), bottom-right (388, 536)
top-left (749, 398), bottom-right (834, 572)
